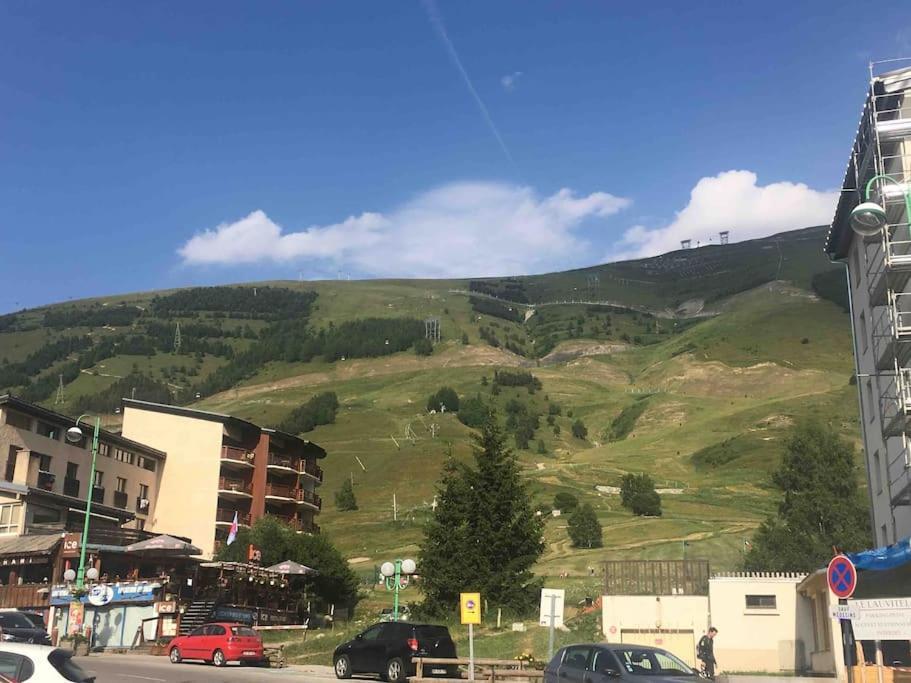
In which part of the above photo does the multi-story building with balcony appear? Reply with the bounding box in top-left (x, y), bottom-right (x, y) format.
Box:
top-left (121, 399), bottom-right (325, 558)
top-left (0, 394), bottom-right (164, 544)
top-left (826, 65), bottom-right (911, 546)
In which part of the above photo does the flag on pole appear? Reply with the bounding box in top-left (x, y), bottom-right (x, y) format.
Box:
top-left (227, 511), bottom-right (239, 545)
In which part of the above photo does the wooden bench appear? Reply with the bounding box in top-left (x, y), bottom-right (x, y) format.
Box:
top-left (412, 657), bottom-right (545, 683)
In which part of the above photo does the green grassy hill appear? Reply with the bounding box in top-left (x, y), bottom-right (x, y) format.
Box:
top-left (0, 225), bottom-right (857, 573)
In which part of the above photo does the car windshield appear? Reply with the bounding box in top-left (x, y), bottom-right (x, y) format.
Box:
top-left (612, 648), bottom-right (695, 677)
top-left (231, 626), bottom-right (259, 637)
top-left (0, 613), bottom-right (35, 629)
top-left (17, 614), bottom-right (44, 629)
top-left (48, 649), bottom-right (92, 682)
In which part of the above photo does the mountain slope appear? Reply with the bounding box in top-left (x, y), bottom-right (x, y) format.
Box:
top-left (0, 225), bottom-right (856, 572)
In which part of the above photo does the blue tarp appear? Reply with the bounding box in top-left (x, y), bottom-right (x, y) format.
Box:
top-left (846, 537), bottom-right (911, 571)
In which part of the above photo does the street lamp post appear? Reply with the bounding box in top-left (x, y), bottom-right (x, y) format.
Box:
top-left (380, 559), bottom-right (416, 621)
top-left (65, 415), bottom-right (102, 589)
top-left (850, 174), bottom-right (911, 236)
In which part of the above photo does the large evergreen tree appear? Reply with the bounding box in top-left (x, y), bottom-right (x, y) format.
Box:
top-left (568, 503), bottom-right (603, 548)
top-left (335, 478), bottom-right (358, 511)
top-left (419, 418), bottom-right (544, 614)
top-left (744, 421), bottom-right (871, 572)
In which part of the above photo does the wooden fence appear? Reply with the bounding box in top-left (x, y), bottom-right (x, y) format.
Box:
top-left (0, 583), bottom-right (49, 609)
top-left (412, 657), bottom-right (544, 683)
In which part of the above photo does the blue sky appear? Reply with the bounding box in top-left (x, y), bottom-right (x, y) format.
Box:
top-left (3, 0), bottom-right (911, 312)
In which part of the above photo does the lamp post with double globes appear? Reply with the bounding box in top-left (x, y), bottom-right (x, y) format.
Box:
top-left (65, 415), bottom-right (102, 589)
top-left (380, 559), bottom-right (416, 621)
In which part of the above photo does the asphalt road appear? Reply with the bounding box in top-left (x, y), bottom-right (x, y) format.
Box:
top-left (79, 654), bottom-right (339, 682)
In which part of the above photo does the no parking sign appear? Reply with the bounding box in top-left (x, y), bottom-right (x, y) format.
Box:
top-left (827, 554), bottom-right (857, 599)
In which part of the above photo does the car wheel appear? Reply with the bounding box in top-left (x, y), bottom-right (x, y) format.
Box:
top-left (169, 647), bottom-right (182, 664)
top-left (387, 657), bottom-right (406, 683)
top-left (213, 649), bottom-right (227, 667)
top-left (335, 655), bottom-right (352, 679)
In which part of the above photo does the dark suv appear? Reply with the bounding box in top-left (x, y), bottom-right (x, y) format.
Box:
top-left (333, 622), bottom-right (457, 682)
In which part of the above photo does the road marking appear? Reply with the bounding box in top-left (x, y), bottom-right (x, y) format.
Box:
top-left (118, 676), bottom-right (166, 682)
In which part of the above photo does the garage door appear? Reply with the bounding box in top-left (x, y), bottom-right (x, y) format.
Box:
top-left (619, 629), bottom-right (696, 667)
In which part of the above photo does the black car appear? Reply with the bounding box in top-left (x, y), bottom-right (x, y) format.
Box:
top-left (0, 612), bottom-right (51, 645)
top-left (545, 644), bottom-right (697, 683)
top-left (333, 622), bottom-right (457, 683)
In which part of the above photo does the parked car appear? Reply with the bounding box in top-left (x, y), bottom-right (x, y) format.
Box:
top-left (545, 644), bottom-right (698, 683)
top-left (0, 612), bottom-right (51, 645)
top-left (168, 622), bottom-right (264, 667)
top-left (14, 612), bottom-right (46, 630)
top-left (334, 622), bottom-right (457, 682)
top-left (0, 643), bottom-right (94, 682)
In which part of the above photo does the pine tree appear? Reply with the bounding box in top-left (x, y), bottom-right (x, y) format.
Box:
top-left (419, 418), bottom-right (544, 613)
top-left (745, 421), bottom-right (870, 571)
top-left (335, 478), bottom-right (358, 511)
top-left (568, 503), bottom-right (603, 548)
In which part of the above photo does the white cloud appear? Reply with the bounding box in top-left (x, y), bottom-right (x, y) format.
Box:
top-left (610, 170), bottom-right (838, 259)
top-left (178, 182), bottom-right (631, 278)
top-left (501, 71), bottom-right (523, 91)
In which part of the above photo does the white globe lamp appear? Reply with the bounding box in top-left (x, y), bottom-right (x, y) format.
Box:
top-left (63, 569), bottom-right (76, 583)
top-left (380, 562), bottom-right (395, 578)
top-left (401, 559), bottom-right (416, 575)
top-left (85, 567), bottom-right (99, 581)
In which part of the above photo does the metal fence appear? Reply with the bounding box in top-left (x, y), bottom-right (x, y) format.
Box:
top-left (603, 560), bottom-right (710, 596)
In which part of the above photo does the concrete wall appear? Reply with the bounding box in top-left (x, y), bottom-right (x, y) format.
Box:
top-left (602, 594), bottom-right (708, 666)
top-left (0, 406), bottom-right (162, 529)
top-left (121, 407), bottom-right (223, 558)
top-left (709, 574), bottom-right (808, 673)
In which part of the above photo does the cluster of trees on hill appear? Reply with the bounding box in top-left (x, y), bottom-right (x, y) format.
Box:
top-left (427, 387), bottom-right (459, 413)
top-left (457, 395), bottom-right (489, 428)
top-left (493, 370), bottom-right (542, 392)
top-left (42, 305), bottom-right (141, 329)
top-left (469, 279), bottom-right (529, 303)
top-left (71, 372), bottom-right (173, 414)
top-left (505, 398), bottom-right (541, 449)
top-left (607, 397), bottom-right (650, 442)
top-left (277, 392), bottom-right (339, 435)
top-left (17, 336), bottom-right (121, 403)
top-left (335, 479), bottom-right (358, 511)
top-left (470, 296), bottom-right (523, 323)
top-left (620, 473), bottom-right (662, 516)
top-left (152, 286), bottom-right (317, 320)
top-left (195, 317), bottom-right (425, 398)
top-left (0, 335), bottom-right (93, 389)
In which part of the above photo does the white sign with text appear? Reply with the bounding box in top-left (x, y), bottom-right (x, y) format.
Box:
top-left (539, 588), bottom-right (565, 628)
top-left (849, 598), bottom-right (911, 640)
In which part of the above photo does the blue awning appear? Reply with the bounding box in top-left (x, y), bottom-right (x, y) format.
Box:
top-left (847, 537), bottom-right (911, 571)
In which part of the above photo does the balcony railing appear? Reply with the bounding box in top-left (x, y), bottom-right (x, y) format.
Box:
top-left (216, 508), bottom-right (251, 526)
top-left (113, 490), bottom-right (128, 509)
top-left (218, 477), bottom-right (253, 495)
top-left (265, 482), bottom-right (295, 499)
top-left (91, 486), bottom-right (105, 505)
top-left (302, 462), bottom-right (323, 482)
top-left (221, 445), bottom-right (256, 465)
top-left (136, 497), bottom-right (150, 515)
top-left (63, 477), bottom-right (80, 498)
top-left (37, 471), bottom-right (55, 492)
top-left (267, 454), bottom-right (300, 471)
top-left (296, 488), bottom-right (322, 510)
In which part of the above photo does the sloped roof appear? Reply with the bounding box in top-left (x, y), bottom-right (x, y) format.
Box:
top-left (0, 534), bottom-right (62, 557)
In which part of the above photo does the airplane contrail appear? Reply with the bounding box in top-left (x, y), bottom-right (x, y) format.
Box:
top-left (421, 0), bottom-right (516, 168)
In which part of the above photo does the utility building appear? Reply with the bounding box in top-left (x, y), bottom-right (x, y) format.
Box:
top-left (826, 65), bottom-right (911, 545)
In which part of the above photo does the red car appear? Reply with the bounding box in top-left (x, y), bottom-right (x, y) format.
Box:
top-left (168, 622), bottom-right (264, 667)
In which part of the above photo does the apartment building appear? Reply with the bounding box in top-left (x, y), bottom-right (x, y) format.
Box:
top-left (0, 394), bottom-right (164, 539)
top-left (121, 399), bottom-right (325, 559)
top-left (826, 65), bottom-right (911, 545)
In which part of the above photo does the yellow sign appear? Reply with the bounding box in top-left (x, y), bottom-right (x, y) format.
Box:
top-left (460, 592), bottom-right (481, 625)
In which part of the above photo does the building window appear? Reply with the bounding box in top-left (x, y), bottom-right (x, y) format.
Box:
top-left (0, 505), bottom-right (21, 534)
top-left (30, 505), bottom-right (60, 525)
top-left (116, 477), bottom-right (127, 493)
top-left (36, 422), bottom-right (59, 440)
top-left (860, 311), bottom-right (868, 353)
top-left (4, 411), bottom-right (31, 430)
top-left (4, 447), bottom-right (17, 483)
top-left (136, 519), bottom-right (146, 531)
top-left (98, 443), bottom-right (110, 457)
top-left (66, 462), bottom-right (78, 479)
top-left (137, 455), bottom-right (156, 472)
top-left (37, 454), bottom-right (52, 473)
top-left (113, 448), bottom-right (134, 465)
top-left (139, 483), bottom-right (149, 500)
top-left (866, 380), bottom-right (875, 421)
top-left (745, 594), bottom-right (777, 609)
top-left (874, 450), bottom-right (883, 494)
top-left (94, 471), bottom-right (104, 487)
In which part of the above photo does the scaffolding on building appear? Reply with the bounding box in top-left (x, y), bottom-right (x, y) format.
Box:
top-left (849, 62), bottom-right (911, 509)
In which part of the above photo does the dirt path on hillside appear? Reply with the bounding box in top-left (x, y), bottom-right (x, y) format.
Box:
top-left (208, 346), bottom-right (526, 402)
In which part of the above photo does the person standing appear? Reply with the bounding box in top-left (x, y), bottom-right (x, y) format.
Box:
top-left (697, 627), bottom-right (718, 679)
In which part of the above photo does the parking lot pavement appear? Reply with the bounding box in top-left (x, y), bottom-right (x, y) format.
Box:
top-left (79, 653), bottom-right (338, 682)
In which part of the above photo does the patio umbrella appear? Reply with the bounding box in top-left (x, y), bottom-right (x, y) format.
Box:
top-left (265, 560), bottom-right (318, 575)
top-left (124, 534), bottom-right (202, 556)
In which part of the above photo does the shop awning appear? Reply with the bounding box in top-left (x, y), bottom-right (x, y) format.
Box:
top-left (0, 534), bottom-right (61, 559)
top-left (123, 534), bottom-right (201, 556)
